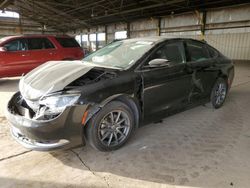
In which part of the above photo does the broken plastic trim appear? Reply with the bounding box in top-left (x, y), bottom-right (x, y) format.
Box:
top-left (38, 93), bottom-right (80, 115)
top-left (68, 68), bottom-right (117, 87)
top-left (81, 104), bottom-right (101, 126)
top-left (11, 126), bottom-right (70, 151)
top-left (12, 92), bottom-right (81, 121)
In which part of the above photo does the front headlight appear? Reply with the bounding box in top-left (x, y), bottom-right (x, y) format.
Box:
top-left (39, 93), bottom-right (80, 114)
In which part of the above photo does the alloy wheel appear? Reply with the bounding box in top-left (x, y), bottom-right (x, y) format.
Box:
top-left (214, 82), bottom-right (227, 105)
top-left (98, 110), bottom-right (131, 147)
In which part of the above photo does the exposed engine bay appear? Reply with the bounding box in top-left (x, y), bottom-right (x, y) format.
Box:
top-left (68, 68), bottom-right (117, 86)
top-left (14, 64), bottom-right (117, 121)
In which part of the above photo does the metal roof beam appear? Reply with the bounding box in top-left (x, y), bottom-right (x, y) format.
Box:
top-left (0, 0), bottom-right (13, 10)
top-left (31, 1), bottom-right (90, 28)
top-left (82, 0), bottom-right (185, 22)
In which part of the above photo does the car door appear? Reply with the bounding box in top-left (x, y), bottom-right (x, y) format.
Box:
top-left (185, 40), bottom-right (219, 101)
top-left (27, 37), bottom-right (58, 70)
top-left (140, 40), bottom-right (193, 120)
top-left (42, 37), bottom-right (58, 61)
top-left (0, 38), bottom-right (30, 77)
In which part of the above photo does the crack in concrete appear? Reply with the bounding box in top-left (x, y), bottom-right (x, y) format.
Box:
top-left (70, 149), bottom-right (110, 187)
top-left (232, 80), bottom-right (250, 88)
top-left (0, 150), bottom-right (32, 162)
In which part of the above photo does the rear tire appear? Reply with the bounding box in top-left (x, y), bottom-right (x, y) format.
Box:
top-left (210, 78), bottom-right (228, 109)
top-left (85, 101), bottom-right (135, 151)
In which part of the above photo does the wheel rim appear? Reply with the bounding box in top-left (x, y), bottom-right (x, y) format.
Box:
top-left (98, 110), bottom-right (131, 147)
top-left (214, 82), bottom-right (227, 105)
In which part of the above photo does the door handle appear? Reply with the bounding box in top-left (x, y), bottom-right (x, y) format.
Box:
top-left (21, 54), bottom-right (29, 57)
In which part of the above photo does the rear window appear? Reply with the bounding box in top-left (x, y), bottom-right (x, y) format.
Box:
top-left (186, 41), bottom-right (210, 62)
top-left (207, 45), bottom-right (219, 58)
top-left (55, 37), bottom-right (80, 48)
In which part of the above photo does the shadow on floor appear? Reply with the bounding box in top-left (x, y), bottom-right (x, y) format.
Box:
top-left (0, 177), bottom-right (102, 188)
top-left (50, 92), bottom-right (243, 185)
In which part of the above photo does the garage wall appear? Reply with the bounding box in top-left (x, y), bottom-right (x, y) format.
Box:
top-left (0, 17), bottom-right (59, 38)
top-left (75, 4), bottom-right (250, 60)
top-left (130, 19), bottom-right (158, 38)
top-left (160, 5), bottom-right (250, 60)
top-left (204, 6), bottom-right (250, 60)
top-left (205, 32), bottom-right (250, 60)
top-left (107, 23), bottom-right (127, 43)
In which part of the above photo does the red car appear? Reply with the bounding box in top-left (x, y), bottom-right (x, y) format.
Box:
top-left (0, 35), bottom-right (84, 78)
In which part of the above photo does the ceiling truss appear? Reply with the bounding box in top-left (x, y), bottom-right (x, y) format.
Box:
top-left (0, 0), bottom-right (249, 32)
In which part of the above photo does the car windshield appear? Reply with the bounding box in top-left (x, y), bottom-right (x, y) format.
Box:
top-left (82, 40), bottom-right (154, 69)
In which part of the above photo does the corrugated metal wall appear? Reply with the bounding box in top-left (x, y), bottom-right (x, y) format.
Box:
top-left (160, 31), bottom-right (250, 60)
top-left (204, 5), bottom-right (250, 60)
top-left (75, 4), bottom-right (250, 60)
top-left (159, 5), bottom-right (250, 60)
top-left (130, 19), bottom-right (158, 38)
top-left (0, 17), bottom-right (59, 36)
top-left (205, 33), bottom-right (250, 60)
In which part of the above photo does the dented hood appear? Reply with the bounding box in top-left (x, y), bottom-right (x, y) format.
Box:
top-left (19, 61), bottom-right (94, 101)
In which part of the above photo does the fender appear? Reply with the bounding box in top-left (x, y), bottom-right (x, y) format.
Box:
top-left (83, 93), bottom-right (141, 128)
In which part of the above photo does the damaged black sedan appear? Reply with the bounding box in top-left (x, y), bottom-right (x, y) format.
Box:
top-left (6, 37), bottom-right (234, 151)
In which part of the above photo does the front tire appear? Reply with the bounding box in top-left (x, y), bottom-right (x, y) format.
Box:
top-left (85, 101), bottom-right (135, 151)
top-left (210, 77), bottom-right (228, 109)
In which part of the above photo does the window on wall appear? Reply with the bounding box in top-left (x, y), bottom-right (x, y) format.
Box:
top-left (97, 33), bottom-right (105, 41)
top-left (0, 11), bottom-right (19, 18)
top-left (75, 35), bottom-right (89, 47)
top-left (97, 33), bottom-right (106, 49)
top-left (89, 33), bottom-right (106, 51)
top-left (78, 33), bottom-right (106, 51)
top-left (82, 35), bottom-right (88, 42)
top-left (82, 35), bottom-right (89, 48)
top-left (90, 34), bottom-right (97, 41)
top-left (75, 35), bottom-right (81, 45)
top-left (89, 34), bottom-right (96, 51)
top-left (115, 31), bottom-right (127, 40)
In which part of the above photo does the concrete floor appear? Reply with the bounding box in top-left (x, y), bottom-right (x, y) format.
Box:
top-left (0, 63), bottom-right (250, 188)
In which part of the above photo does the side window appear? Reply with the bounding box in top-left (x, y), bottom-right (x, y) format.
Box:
top-left (43, 38), bottom-right (55, 49)
top-left (28, 38), bottom-right (43, 50)
top-left (207, 45), bottom-right (218, 58)
top-left (55, 37), bottom-right (80, 48)
top-left (4, 39), bottom-right (28, 51)
top-left (27, 38), bottom-right (55, 50)
top-left (147, 41), bottom-right (185, 66)
top-left (186, 41), bottom-right (210, 62)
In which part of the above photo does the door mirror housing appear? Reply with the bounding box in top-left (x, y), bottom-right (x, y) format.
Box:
top-left (148, 58), bottom-right (170, 68)
top-left (0, 47), bottom-right (7, 52)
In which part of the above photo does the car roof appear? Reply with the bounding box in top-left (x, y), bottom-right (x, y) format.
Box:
top-left (0, 36), bottom-right (15, 43)
top-left (0, 35), bottom-right (72, 41)
top-left (122, 36), bottom-right (206, 44)
top-left (0, 35), bottom-right (205, 45)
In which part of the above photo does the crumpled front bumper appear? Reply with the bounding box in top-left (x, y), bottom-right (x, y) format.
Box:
top-left (6, 92), bottom-right (88, 151)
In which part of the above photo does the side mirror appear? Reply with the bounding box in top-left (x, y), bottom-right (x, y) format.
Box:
top-left (0, 47), bottom-right (7, 52)
top-left (148, 58), bottom-right (170, 68)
